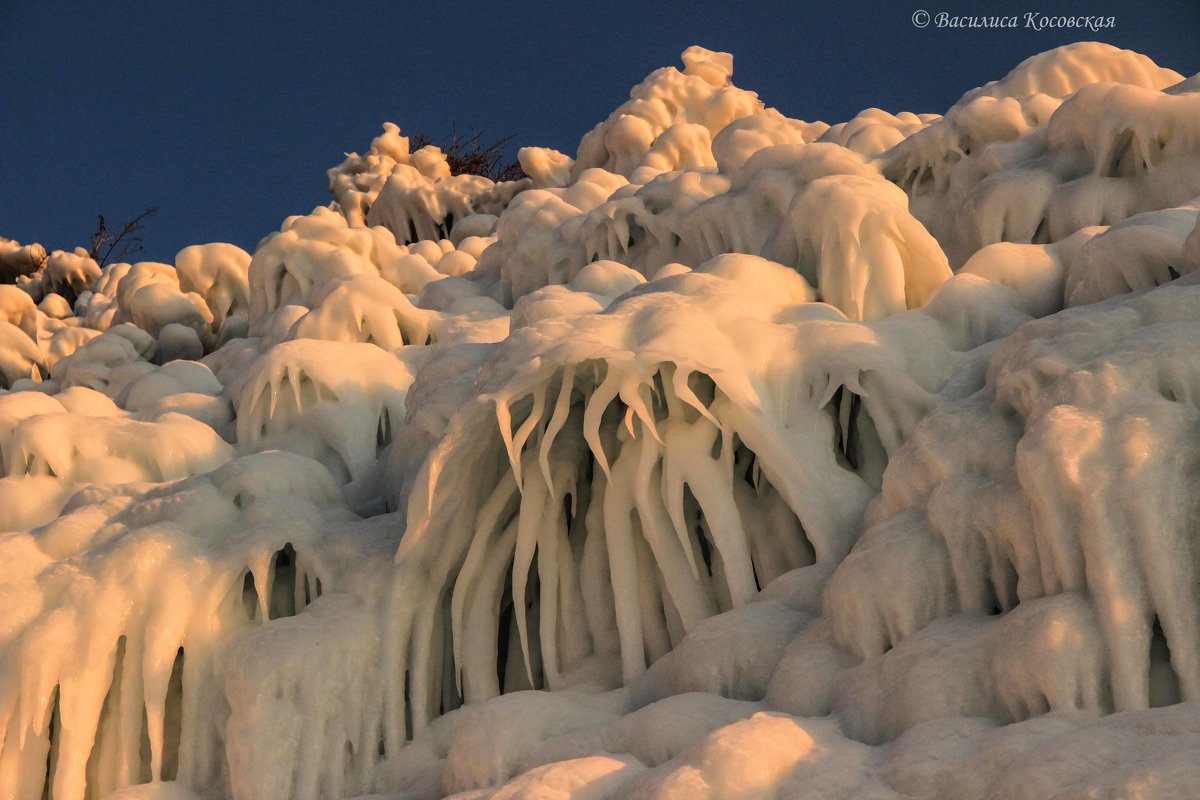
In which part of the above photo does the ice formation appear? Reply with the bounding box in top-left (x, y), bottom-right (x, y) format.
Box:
top-left (3, 41), bottom-right (1200, 800)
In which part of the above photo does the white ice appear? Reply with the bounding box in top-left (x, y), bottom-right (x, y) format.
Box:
top-left (2, 41), bottom-right (1200, 800)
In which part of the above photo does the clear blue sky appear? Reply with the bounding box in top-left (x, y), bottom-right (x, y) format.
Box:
top-left (2, 0), bottom-right (1197, 262)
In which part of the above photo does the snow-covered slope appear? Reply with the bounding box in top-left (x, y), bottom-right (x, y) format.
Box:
top-left (2, 42), bottom-right (1200, 800)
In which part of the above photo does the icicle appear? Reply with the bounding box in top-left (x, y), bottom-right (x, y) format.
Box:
top-left (511, 462), bottom-right (550, 686)
top-left (459, 520), bottom-right (519, 703)
top-left (293, 555), bottom-right (308, 614)
top-left (266, 367), bottom-right (281, 422)
top-left (535, 427), bottom-right (589, 688)
top-left (583, 364), bottom-right (623, 479)
top-left (717, 417), bottom-right (736, 477)
top-left (732, 478), bottom-right (777, 586)
top-left (539, 366), bottom-right (576, 491)
top-left (659, 364), bottom-right (683, 419)
top-left (414, 436), bottom-right (459, 523)
top-left (680, 423), bottom-right (758, 606)
top-left (603, 437), bottom-right (649, 682)
top-left (661, 426), bottom-right (702, 580)
top-left (818, 375), bottom-right (841, 409)
top-left (537, 484), bottom-right (566, 688)
top-left (382, 577), bottom-right (417, 754)
top-left (410, 499), bottom-right (478, 732)
top-left (52, 641), bottom-right (120, 800)
top-left (765, 481), bottom-right (815, 572)
top-left (621, 373), bottom-right (663, 445)
top-left (630, 432), bottom-right (716, 630)
top-left (553, 508), bottom-right (591, 672)
top-left (408, 595), bottom-right (440, 732)
top-left (580, 470), bottom-right (620, 657)
top-left (451, 471), bottom-right (519, 690)
top-left (659, 572), bottom-right (686, 648)
top-left (4, 691), bottom-right (54, 799)
top-left (287, 366), bottom-right (303, 415)
top-left (115, 631), bottom-right (146, 787)
top-left (1136, 129), bottom-right (1154, 172)
top-left (509, 385), bottom-right (548, 491)
top-left (494, 397), bottom-right (520, 487)
top-left (249, 553), bottom-right (273, 624)
top-left (634, 526), bottom-right (672, 665)
top-left (176, 638), bottom-right (217, 790)
top-left (142, 639), bottom-right (182, 785)
top-left (426, 603), bottom-right (447, 727)
top-left (671, 368), bottom-right (720, 428)
top-left (649, 367), bottom-right (667, 411)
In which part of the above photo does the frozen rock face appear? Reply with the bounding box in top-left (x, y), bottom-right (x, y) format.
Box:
top-left (2, 42), bottom-right (1200, 800)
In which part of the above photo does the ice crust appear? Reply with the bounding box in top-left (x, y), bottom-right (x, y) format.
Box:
top-left (3, 41), bottom-right (1200, 800)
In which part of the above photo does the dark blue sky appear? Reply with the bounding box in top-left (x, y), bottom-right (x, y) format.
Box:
top-left (3, 0), bottom-right (1197, 262)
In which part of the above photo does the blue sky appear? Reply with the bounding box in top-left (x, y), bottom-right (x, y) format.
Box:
top-left (2, 0), bottom-right (1197, 262)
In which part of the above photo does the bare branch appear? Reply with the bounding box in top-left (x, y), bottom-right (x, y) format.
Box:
top-left (88, 207), bottom-right (159, 268)
top-left (411, 127), bottom-right (525, 182)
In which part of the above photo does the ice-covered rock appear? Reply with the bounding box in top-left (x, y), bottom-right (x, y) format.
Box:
top-left (3, 40), bottom-right (1200, 800)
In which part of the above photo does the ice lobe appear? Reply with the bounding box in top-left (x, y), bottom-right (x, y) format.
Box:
top-left (327, 121), bottom-right (525, 246)
top-left (366, 163), bottom-right (522, 248)
top-left (247, 207), bottom-right (441, 329)
top-left (959, 41), bottom-right (1183, 104)
top-left (65, 245), bottom-right (253, 361)
top-left (573, 46), bottom-right (764, 181)
top-left (817, 108), bottom-right (933, 159)
top-left (235, 339), bottom-right (414, 512)
top-left (377, 251), bottom-right (1028, 749)
top-left (887, 45), bottom-right (1200, 268)
top-left (0, 452), bottom-right (372, 800)
top-left (486, 133), bottom-right (949, 320)
top-left (825, 277), bottom-right (1200, 736)
top-left (174, 244), bottom-right (253, 346)
top-left (0, 238), bottom-right (49, 284)
top-left (43, 250), bottom-right (102, 305)
top-left (326, 122), bottom-right (421, 226)
top-left (1063, 199), bottom-right (1200, 306)
top-left (287, 275), bottom-right (436, 350)
top-left (0, 293), bottom-right (43, 389)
